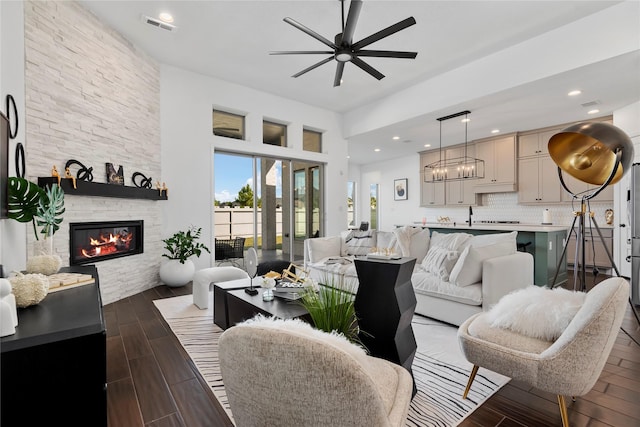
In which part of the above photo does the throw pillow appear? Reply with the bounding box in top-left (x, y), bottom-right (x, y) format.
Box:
top-left (375, 231), bottom-right (400, 255)
top-left (344, 229), bottom-right (376, 256)
top-left (421, 246), bottom-right (460, 281)
top-left (307, 237), bottom-right (341, 263)
top-left (487, 286), bottom-right (587, 341)
top-left (408, 229), bottom-right (431, 262)
top-left (449, 241), bottom-right (516, 287)
top-left (465, 231), bottom-right (517, 249)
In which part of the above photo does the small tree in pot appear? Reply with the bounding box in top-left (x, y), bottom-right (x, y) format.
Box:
top-left (160, 226), bottom-right (210, 287)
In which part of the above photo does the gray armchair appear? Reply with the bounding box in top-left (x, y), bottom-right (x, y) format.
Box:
top-left (219, 315), bottom-right (413, 427)
top-left (458, 277), bottom-right (629, 427)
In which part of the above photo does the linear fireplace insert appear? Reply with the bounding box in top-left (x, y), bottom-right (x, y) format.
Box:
top-left (69, 220), bottom-right (143, 265)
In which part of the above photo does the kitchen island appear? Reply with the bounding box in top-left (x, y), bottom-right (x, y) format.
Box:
top-left (399, 222), bottom-right (570, 287)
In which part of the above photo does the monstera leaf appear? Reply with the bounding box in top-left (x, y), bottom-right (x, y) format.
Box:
top-left (7, 177), bottom-right (45, 223)
top-left (36, 183), bottom-right (65, 238)
top-left (7, 177), bottom-right (64, 240)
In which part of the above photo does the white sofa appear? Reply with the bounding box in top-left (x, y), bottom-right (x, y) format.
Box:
top-left (303, 226), bottom-right (534, 326)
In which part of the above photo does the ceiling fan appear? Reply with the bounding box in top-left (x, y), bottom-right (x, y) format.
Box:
top-left (270, 0), bottom-right (417, 87)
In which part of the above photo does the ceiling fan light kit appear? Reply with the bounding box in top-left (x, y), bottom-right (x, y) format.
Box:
top-left (270, 0), bottom-right (417, 87)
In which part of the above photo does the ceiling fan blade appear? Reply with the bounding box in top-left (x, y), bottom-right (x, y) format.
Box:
top-left (352, 17), bottom-right (416, 50)
top-left (351, 57), bottom-right (385, 80)
top-left (342, 0), bottom-right (363, 45)
top-left (333, 62), bottom-right (345, 87)
top-left (356, 50), bottom-right (417, 59)
top-left (292, 56), bottom-right (334, 78)
top-left (283, 17), bottom-right (337, 49)
top-left (270, 51), bottom-right (334, 55)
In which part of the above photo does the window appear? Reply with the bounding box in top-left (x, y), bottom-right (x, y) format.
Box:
top-left (213, 109), bottom-right (245, 140)
top-left (263, 120), bottom-right (287, 147)
top-left (303, 129), bottom-right (322, 153)
top-left (370, 184), bottom-right (379, 230)
top-left (347, 181), bottom-right (356, 228)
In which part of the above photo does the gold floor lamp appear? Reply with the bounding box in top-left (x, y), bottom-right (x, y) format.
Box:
top-left (548, 121), bottom-right (640, 332)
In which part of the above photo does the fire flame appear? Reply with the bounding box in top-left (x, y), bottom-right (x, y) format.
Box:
top-left (81, 231), bottom-right (134, 258)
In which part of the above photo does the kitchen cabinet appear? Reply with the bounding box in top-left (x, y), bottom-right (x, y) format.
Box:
top-left (560, 172), bottom-right (614, 202)
top-left (445, 145), bottom-right (478, 206)
top-left (420, 150), bottom-right (445, 207)
top-left (518, 155), bottom-right (562, 203)
top-left (566, 227), bottom-right (614, 268)
top-left (473, 134), bottom-right (516, 193)
top-left (518, 129), bottom-right (557, 158)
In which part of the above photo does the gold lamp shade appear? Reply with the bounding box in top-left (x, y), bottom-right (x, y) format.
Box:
top-left (548, 122), bottom-right (634, 186)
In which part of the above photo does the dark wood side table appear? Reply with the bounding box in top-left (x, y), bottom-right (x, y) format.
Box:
top-left (354, 257), bottom-right (417, 396)
top-left (0, 265), bottom-right (106, 426)
top-left (225, 288), bottom-right (311, 328)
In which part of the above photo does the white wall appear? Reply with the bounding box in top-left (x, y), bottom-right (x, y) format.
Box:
top-left (160, 65), bottom-right (348, 271)
top-left (0, 0), bottom-right (26, 276)
top-left (613, 101), bottom-right (640, 277)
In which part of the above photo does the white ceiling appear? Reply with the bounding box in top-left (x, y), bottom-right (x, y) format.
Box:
top-left (79, 1), bottom-right (640, 165)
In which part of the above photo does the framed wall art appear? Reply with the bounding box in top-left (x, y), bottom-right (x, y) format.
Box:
top-left (394, 178), bottom-right (408, 201)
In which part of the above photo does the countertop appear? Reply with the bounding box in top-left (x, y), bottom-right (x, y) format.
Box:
top-left (399, 222), bottom-right (612, 233)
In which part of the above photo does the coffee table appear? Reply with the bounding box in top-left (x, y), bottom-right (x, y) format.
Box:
top-left (214, 279), bottom-right (311, 329)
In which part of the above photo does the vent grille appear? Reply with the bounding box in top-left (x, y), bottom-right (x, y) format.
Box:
top-left (140, 15), bottom-right (177, 32)
top-left (581, 100), bottom-right (601, 108)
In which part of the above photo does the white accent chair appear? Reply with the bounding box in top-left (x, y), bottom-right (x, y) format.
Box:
top-left (219, 316), bottom-right (413, 427)
top-left (458, 277), bottom-right (630, 427)
top-left (192, 266), bottom-right (249, 309)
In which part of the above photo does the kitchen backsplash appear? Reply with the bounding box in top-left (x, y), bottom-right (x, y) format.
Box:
top-left (421, 192), bottom-right (613, 227)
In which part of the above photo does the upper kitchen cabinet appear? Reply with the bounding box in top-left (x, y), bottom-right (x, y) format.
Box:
top-left (560, 171), bottom-right (614, 202)
top-left (420, 150), bottom-right (445, 207)
top-left (473, 134), bottom-right (517, 193)
top-left (518, 155), bottom-right (562, 203)
top-left (518, 129), bottom-right (558, 158)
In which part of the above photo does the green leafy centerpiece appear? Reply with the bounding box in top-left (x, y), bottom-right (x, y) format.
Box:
top-left (8, 177), bottom-right (65, 275)
top-left (300, 276), bottom-right (364, 347)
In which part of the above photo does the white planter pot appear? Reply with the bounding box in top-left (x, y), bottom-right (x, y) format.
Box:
top-left (160, 259), bottom-right (195, 287)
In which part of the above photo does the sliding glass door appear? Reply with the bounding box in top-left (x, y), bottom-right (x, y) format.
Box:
top-left (214, 152), bottom-right (323, 263)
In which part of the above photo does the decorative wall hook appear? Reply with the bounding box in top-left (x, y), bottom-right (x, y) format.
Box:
top-left (14, 143), bottom-right (25, 178)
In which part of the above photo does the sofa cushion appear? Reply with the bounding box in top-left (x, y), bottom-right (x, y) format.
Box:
top-left (408, 229), bottom-right (431, 262)
top-left (375, 231), bottom-right (400, 255)
top-left (344, 230), bottom-right (376, 256)
top-left (463, 230), bottom-right (517, 249)
top-left (429, 231), bottom-right (473, 251)
top-left (412, 270), bottom-right (482, 306)
top-left (449, 241), bottom-right (516, 287)
top-left (487, 286), bottom-right (587, 341)
top-left (307, 236), bottom-right (342, 263)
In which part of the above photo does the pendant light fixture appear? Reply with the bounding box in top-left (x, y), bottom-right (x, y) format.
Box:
top-left (423, 110), bottom-right (485, 182)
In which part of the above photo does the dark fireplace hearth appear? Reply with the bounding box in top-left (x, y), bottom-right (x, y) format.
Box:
top-left (69, 220), bottom-right (143, 265)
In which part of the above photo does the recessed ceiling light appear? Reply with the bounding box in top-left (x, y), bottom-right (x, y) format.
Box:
top-left (392, 136), bottom-right (400, 140)
top-left (568, 90), bottom-right (582, 96)
top-left (491, 129), bottom-right (500, 134)
top-left (587, 109), bottom-right (600, 115)
top-left (424, 144), bottom-right (431, 148)
top-left (158, 12), bottom-right (174, 23)
top-left (461, 118), bottom-right (470, 123)
top-left (347, 155), bottom-right (350, 159)
top-left (374, 148), bottom-right (381, 152)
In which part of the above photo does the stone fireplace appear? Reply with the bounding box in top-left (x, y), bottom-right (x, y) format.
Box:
top-left (69, 220), bottom-right (144, 265)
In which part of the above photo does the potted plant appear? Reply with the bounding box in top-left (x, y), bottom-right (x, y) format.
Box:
top-left (160, 226), bottom-right (210, 287)
top-left (8, 177), bottom-right (65, 275)
top-left (299, 276), bottom-right (364, 347)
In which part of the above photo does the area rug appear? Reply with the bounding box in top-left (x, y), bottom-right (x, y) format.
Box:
top-left (153, 295), bottom-right (509, 426)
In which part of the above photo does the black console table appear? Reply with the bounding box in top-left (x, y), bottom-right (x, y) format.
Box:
top-left (0, 265), bottom-right (106, 426)
top-left (354, 257), bottom-right (418, 396)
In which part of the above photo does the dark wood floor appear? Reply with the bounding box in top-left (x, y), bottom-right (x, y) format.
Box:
top-left (105, 277), bottom-right (640, 427)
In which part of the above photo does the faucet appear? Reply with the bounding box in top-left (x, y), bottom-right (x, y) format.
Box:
top-left (468, 206), bottom-right (473, 227)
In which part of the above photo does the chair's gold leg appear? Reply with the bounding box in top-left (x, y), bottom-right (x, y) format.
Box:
top-left (557, 395), bottom-right (570, 427)
top-left (462, 365), bottom-right (479, 399)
